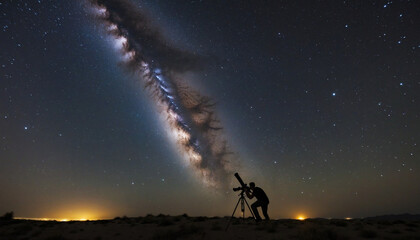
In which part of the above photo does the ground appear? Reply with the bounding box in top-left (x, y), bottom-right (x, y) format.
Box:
top-left (1, 215), bottom-right (420, 240)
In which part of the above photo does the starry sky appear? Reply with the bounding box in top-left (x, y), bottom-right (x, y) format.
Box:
top-left (0, 0), bottom-right (419, 220)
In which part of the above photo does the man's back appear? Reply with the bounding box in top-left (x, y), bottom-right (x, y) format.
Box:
top-left (253, 187), bottom-right (269, 203)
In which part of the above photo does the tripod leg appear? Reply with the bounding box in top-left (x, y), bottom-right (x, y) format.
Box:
top-left (244, 198), bottom-right (256, 221)
top-left (241, 198), bottom-right (245, 219)
top-left (225, 197), bottom-right (241, 231)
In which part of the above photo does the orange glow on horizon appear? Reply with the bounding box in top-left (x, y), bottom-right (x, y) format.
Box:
top-left (15, 217), bottom-right (96, 221)
top-left (296, 214), bottom-right (307, 220)
top-left (15, 203), bottom-right (113, 222)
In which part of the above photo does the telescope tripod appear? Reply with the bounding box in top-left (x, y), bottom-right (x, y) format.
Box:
top-left (225, 191), bottom-right (255, 231)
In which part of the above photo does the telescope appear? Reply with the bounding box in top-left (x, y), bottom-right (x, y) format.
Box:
top-left (232, 172), bottom-right (249, 192)
top-left (226, 172), bottom-right (255, 230)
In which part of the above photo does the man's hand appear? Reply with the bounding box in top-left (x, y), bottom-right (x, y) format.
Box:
top-left (245, 188), bottom-right (253, 199)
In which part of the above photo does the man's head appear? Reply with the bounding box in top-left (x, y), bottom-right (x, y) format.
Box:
top-left (249, 182), bottom-right (255, 190)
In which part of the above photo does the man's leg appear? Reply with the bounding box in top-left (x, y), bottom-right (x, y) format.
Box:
top-left (251, 201), bottom-right (262, 221)
top-left (261, 203), bottom-right (270, 220)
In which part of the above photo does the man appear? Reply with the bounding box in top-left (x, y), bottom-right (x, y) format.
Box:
top-left (245, 182), bottom-right (270, 222)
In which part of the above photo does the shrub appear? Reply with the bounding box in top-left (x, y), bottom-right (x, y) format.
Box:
top-left (1, 211), bottom-right (14, 220)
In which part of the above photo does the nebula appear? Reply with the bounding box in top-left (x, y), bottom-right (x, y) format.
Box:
top-left (89, 0), bottom-right (234, 188)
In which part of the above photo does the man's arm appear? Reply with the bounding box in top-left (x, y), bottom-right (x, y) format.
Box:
top-left (245, 188), bottom-right (253, 199)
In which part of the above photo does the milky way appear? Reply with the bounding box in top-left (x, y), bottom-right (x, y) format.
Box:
top-left (89, 0), bottom-right (234, 188)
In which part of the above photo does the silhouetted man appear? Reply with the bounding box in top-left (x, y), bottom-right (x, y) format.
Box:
top-left (245, 182), bottom-right (270, 222)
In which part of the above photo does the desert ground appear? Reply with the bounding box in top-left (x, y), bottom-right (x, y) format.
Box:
top-left (1, 215), bottom-right (420, 240)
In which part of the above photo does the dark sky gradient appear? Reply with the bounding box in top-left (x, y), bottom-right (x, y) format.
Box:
top-left (0, 0), bottom-right (419, 220)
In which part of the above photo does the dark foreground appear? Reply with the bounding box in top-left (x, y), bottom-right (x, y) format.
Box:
top-left (1, 215), bottom-right (420, 240)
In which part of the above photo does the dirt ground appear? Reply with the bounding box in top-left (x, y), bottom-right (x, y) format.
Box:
top-left (1, 215), bottom-right (420, 240)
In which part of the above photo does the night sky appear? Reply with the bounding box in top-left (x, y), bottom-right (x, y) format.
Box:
top-left (1, 0), bottom-right (419, 220)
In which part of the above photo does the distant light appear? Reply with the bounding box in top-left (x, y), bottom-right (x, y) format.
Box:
top-left (345, 217), bottom-right (352, 220)
top-left (296, 215), bottom-right (307, 220)
top-left (345, 24), bottom-right (348, 28)
top-left (15, 216), bottom-right (97, 221)
top-left (399, 82), bottom-right (403, 86)
top-left (24, 126), bottom-right (28, 130)
top-left (332, 92), bottom-right (336, 96)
